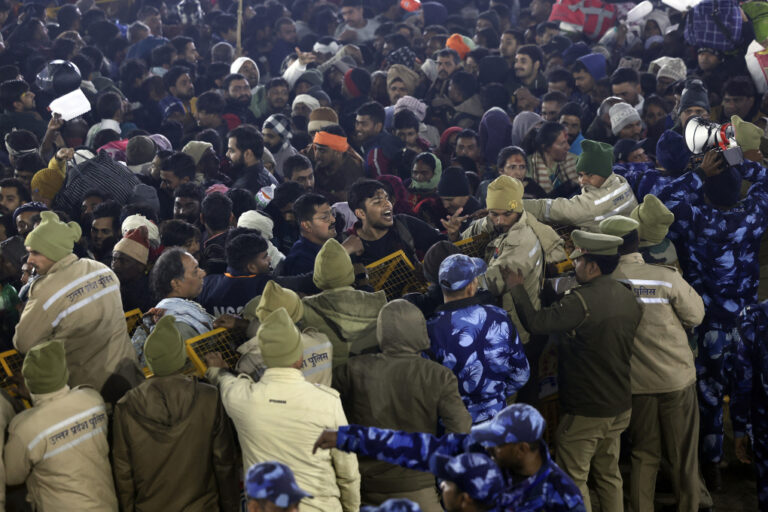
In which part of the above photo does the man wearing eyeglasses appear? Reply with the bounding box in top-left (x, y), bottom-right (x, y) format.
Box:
top-left (281, 193), bottom-right (338, 276)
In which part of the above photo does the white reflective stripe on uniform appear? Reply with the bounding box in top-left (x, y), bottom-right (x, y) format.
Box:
top-left (50, 285), bottom-right (120, 328)
top-left (28, 404), bottom-right (106, 451)
top-left (618, 279), bottom-right (673, 288)
top-left (528, 241), bottom-right (540, 258)
top-left (42, 427), bottom-right (105, 460)
top-left (593, 197), bottom-right (635, 221)
top-left (544, 199), bottom-right (553, 220)
top-left (638, 298), bottom-right (670, 304)
top-left (593, 184), bottom-right (630, 205)
top-left (42, 269), bottom-right (113, 311)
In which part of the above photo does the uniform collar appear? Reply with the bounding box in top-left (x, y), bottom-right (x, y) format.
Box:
top-left (31, 385), bottom-right (71, 406)
top-left (260, 367), bottom-right (305, 381)
top-left (619, 252), bottom-right (644, 264)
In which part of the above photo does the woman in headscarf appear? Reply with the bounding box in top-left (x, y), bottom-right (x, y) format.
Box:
top-left (406, 152), bottom-right (443, 207)
top-left (479, 107), bottom-right (512, 173)
top-left (438, 126), bottom-right (462, 167)
top-left (510, 111), bottom-right (543, 147)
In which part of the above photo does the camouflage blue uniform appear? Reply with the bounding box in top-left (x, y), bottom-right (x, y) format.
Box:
top-left (335, 424), bottom-right (586, 511)
top-left (656, 160), bottom-right (768, 463)
top-left (245, 461), bottom-right (313, 507)
top-left (613, 163), bottom-right (673, 198)
top-left (427, 298), bottom-right (530, 423)
top-left (734, 303), bottom-right (768, 510)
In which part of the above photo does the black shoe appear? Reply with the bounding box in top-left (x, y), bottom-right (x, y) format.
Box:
top-left (702, 462), bottom-right (722, 493)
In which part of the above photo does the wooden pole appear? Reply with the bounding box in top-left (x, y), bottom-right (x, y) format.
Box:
top-left (236, 0), bottom-right (244, 57)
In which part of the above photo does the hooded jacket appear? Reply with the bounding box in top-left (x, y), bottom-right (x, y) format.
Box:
top-left (112, 375), bottom-right (240, 512)
top-left (302, 287), bottom-right (387, 365)
top-left (332, 300), bottom-right (472, 494)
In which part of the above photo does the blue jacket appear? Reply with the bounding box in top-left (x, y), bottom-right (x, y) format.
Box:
top-left (734, 302), bottom-right (768, 439)
top-left (282, 236), bottom-right (321, 277)
top-left (656, 161), bottom-right (768, 330)
top-left (427, 296), bottom-right (530, 423)
top-left (612, 162), bottom-right (674, 199)
top-left (336, 424), bottom-right (586, 511)
top-left (198, 267), bottom-right (271, 317)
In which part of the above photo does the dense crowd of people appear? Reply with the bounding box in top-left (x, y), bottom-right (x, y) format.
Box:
top-left (0, 0), bottom-right (765, 510)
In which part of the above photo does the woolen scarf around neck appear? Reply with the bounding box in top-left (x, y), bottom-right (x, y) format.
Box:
top-left (410, 153), bottom-right (443, 190)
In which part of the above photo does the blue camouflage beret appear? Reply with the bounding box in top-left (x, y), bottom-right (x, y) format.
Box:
top-left (361, 498), bottom-right (422, 512)
top-left (429, 452), bottom-right (504, 505)
top-left (470, 403), bottom-right (546, 447)
top-left (245, 461), bottom-right (313, 507)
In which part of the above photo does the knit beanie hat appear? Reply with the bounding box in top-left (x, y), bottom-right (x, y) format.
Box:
top-left (122, 214), bottom-right (161, 247)
top-left (387, 64), bottom-right (419, 95)
top-left (599, 215), bottom-right (639, 237)
top-left (655, 130), bottom-right (691, 176)
top-left (182, 140), bottom-right (213, 165)
top-left (563, 42), bottom-right (590, 66)
top-left (656, 58), bottom-right (687, 83)
top-left (609, 103), bottom-right (641, 136)
top-left (237, 210), bottom-right (275, 239)
top-left (438, 167), bottom-right (470, 197)
top-left (308, 107), bottom-right (339, 133)
top-left (258, 308), bottom-right (303, 368)
top-left (113, 226), bottom-right (150, 265)
top-left (394, 96), bottom-right (427, 121)
top-left (422, 1), bottom-right (448, 26)
top-left (478, 56), bottom-right (509, 86)
top-left (678, 79), bottom-right (710, 113)
top-left (576, 139), bottom-right (614, 178)
top-left (25, 211), bottom-right (82, 262)
top-left (576, 53), bottom-right (607, 80)
top-left (313, 238), bottom-right (355, 290)
top-left (630, 194), bottom-right (675, 247)
top-left (256, 280), bottom-right (304, 323)
top-left (31, 168), bottom-right (65, 202)
top-left (704, 167), bottom-right (742, 207)
top-left (292, 94), bottom-right (320, 112)
top-left (130, 184), bottom-right (160, 214)
top-left (22, 340), bottom-right (69, 394)
top-left (126, 135), bottom-right (156, 166)
top-left (144, 315), bottom-right (188, 377)
top-left (344, 68), bottom-right (371, 98)
top-left (486, 175), bottom-right (524, 212)
top-left (446, 34), bottom-right (476, 60)
top-left (731, 115), bottom-right (763, 152)
top-left (744, 1), bottom-right (768, 44)
top-left (296, 68), bottom-right (323, 88)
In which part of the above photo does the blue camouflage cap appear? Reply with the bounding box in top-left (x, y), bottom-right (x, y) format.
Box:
top-left (470, 403), bottom-right (546, 447)
top-left (438, 253), bottom-right (487, 291)
top-left (361, 498), bottom-right (422, 511)
top-left (245, 461), bottom-right (313, 507)
top-left (429, 452), bottom-right (504, 506)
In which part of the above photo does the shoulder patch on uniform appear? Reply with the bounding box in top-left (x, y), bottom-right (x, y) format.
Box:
top-left (314, 383), bottom-right (340, 397)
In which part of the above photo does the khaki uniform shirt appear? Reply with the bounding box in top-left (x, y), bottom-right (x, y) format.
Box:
top-left (524, 173), bottom-right (638, 232)
top-left (4, 386), bottom-right (117, 511)
top-left (463, 211), bottom-right (567, 342)
top-left (611, 253), bottom-right (704, 394)
top-left (207, 367), bottom-right (360, 512)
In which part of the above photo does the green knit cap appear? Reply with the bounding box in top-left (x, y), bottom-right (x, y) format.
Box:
top-left (731, 115), bottom-right (763, 152)
top-left (599, 215), bottom-right (639, 238)
top-left (144, 315), bottom-right (188, 376)
top-left (22, 340), bottom-right (69, 394)
top-left (25, 211), bottom-right (82, 262)
top-left (630, 194), bottom-right (675, 247)
top-left (256, 280), bottom-right (304, 323)
top-left (576, 139), bottom-right (614, 178)
top-left (257, 308), bottom-right (303, 368)
top-left (744, 1), bottom-right (768, 44)
top-left (313, 238), bottom-right (355, 290)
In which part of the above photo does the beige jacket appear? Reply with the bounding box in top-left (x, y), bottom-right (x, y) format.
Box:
top-left (207, 367), bottom-right (360, 512)
top-left (0, 392), bottom-right (17, 510)
top-left (13, 255), bottom-right (143, 402)
top-left (611, 253), bottom-right (704, 394)
top-left (524, 173), bottom-right (638, 232)
top-left (463, 211), bottom-right (566, 342)
top-left (4, 386), bottom-right (118, 511)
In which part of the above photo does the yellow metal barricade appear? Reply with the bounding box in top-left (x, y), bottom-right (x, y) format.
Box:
top-left (365, 250), bottom-right (428, 300)
top-left (185, 328), bottom-right (247, 376)
top-left (454, 233), bottom-right (491, 259)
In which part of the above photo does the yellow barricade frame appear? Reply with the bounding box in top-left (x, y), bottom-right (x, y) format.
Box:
top-left (185, 328), bottom-right (246, 376)
top-left (365, 249), bottom-right (428, 300)
top-left (124, 309), bottom-right (143, 337)
top-left (454, 233), bottom-right (491, 259)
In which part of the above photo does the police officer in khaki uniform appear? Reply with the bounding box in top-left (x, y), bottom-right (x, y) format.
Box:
top-left (630, 194), bottom-right (679, 267)
top-left (524, 139), bottom-right (638, 232)
top-left (445, 175), bottom-right (566, 344)
top-left (503, 229), bottom-right (642, 512)
top-left (600, 215), bottom-right (712, 512)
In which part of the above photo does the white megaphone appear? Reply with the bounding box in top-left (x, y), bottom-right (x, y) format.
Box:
top-left (684, 117), bottom-right (744, 165)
